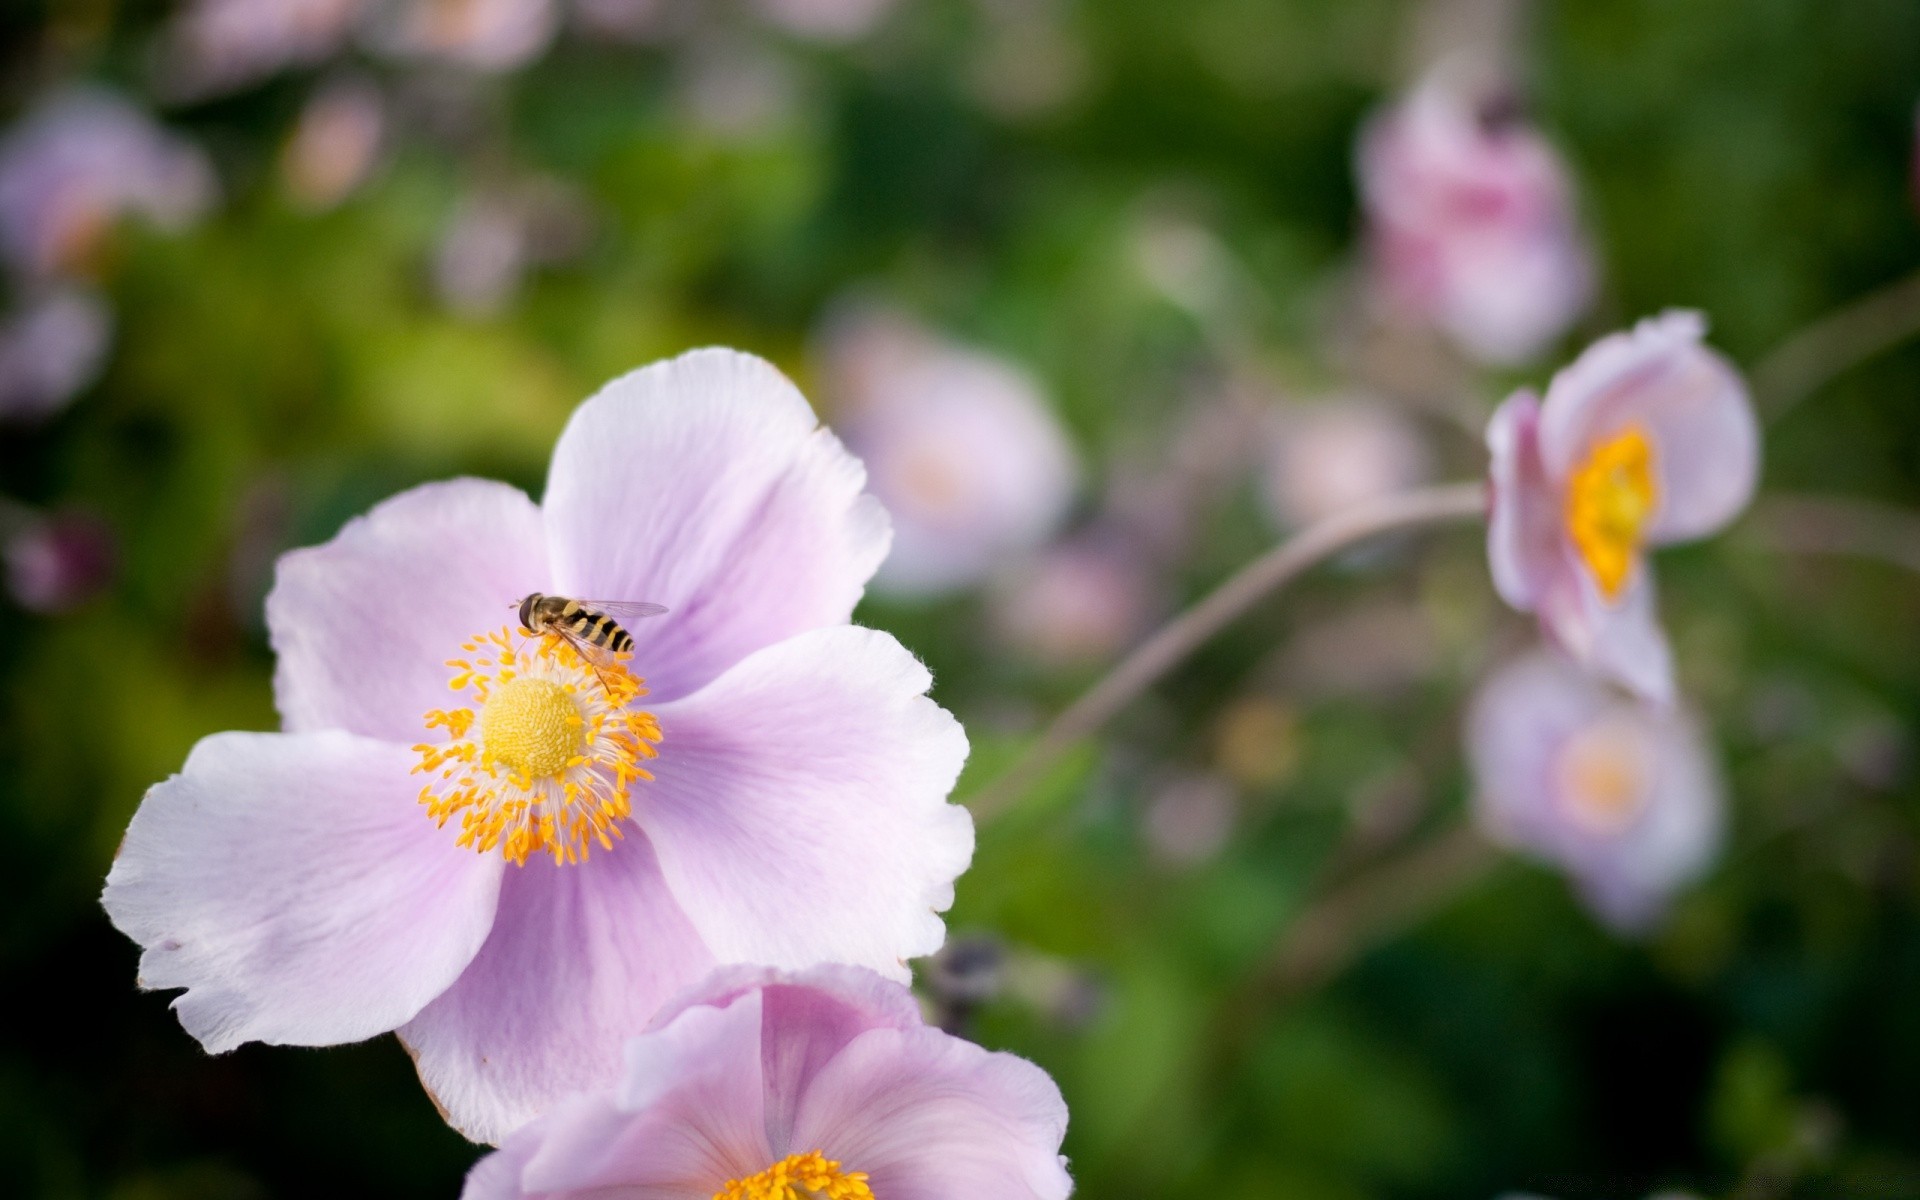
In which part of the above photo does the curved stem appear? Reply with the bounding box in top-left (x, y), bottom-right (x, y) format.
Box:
top-left (1753, 267), bottom-right (1920, 423)
top-left (966, 481), bottom-right (1488, 824)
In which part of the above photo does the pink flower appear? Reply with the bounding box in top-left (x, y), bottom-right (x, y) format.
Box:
top-left (4, 509), bottom-right (117, 612)
top-left (1486, 311), bottom-right (1758, 702)
top-left (462, 965), bottom-right (1072, 1200)
top-left (1260, 396), bottom-right (1434, 530)
top-left (102, 350), bottom-right (974, 1145)
top-left (1467, 650), bottom-right (1723, 932)
top-left (281, 77), bottom-right (386, 212)
top-left (1358, 72), bottom-right (1594, 364)
top-left (0, 89), bottom-right (216, 281)
top-left (752, 0), bottom-right (899, 42)
top-left (989, 532), bottom-right (1158, 669)
top-left (159, 0), bottom-right (366, 98)
top-left (821, 310), bottom-right (1077, 597)
top-left (0, 287), bottom-right (111, 421)
top-left (371, 0), bottom-right (560, 71)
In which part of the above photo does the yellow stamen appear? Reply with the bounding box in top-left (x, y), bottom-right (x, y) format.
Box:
top-left (412, 627), bottom-right (661, 867)
top-left (715, 1151), bottom-right (874, 1200)
top-left (1564, 424), bottom-right (1659, 601)
top-left (1556, 716), bottom-right (1651, 836)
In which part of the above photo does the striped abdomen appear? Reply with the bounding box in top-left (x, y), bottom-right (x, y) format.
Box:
top-left (523, 594), bottom-right (635, 654)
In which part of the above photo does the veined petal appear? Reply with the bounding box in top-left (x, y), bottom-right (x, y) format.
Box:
top-left (498, 994), bottom-right (772, 1199)
top-left (101, 731), bottom-right (504, 1054)
top-left (639, 625), bottom-right (973, 982)
top-left (399, 833), bottom-right (717, 1146)
top-left (643, 963), bottom-right (927, 1152)
top-left (1535, 310), bottom-right (1758, 542)
top-left (789, 1024), bottom-right (1074, 1200)
top-left (541, 348), bottom-right (891, 703)
top-left (267, 477), bottom-right (550, 742)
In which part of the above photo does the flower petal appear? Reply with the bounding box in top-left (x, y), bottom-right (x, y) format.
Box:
top-left (531, 993), bottom-right (771, 1198)
top-left (1576, 707), bottom-right (1724, 932)
top-left (1536, 311), bottom-right (1758, 542)
top-left (398, 832), bottom-right (717, 1146)
top-left (1485, 388), bottom-right (1559, 611)
top-left (268, 477), bottom-right (550, 742)
top-left (101, 731), bottom-right (504, 1054)
top-left (1537, 558), bottom-right (1676, 704)
top-left (638, 625), bottom-right (973, 982)
top-left (789, 1024), bottom-right (1073, 1200)
top-left (1468, 651), bottom-right (1723, 933)
top-left (541, 348), bottom-right (890, 702)
top-left (642, 964), bottom-right (927, 1151)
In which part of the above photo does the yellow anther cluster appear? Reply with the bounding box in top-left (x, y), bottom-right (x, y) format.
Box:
top-left (1564, 424), bottom-right (1659, 601)
top-left (414, 627), bottom-right (661, 866)
top-left (714, 1151), bottom-right (874, 1200)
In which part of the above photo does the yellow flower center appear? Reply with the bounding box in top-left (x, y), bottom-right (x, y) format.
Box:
top-left (1564, 424), bottom-right (1659, 601)
top-left (480, 678), bottom-right (583, 779)
top-left (413, 628), bottom-right (661, 866)
top-left (715, 1151), bottom-right (873, 1200)
top-left (1555, 716), bottom-right (1652, 836)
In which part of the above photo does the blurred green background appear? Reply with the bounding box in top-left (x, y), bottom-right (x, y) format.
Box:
top-left (2, 1), bottom-right (1918, 1197)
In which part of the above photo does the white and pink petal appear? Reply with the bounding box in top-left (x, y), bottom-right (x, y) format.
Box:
top-left (790, 1024), bottom-right (1074, 1200)
top-left (101, 731), bottom-right (505, 1054)
top-left (267, 477), bottom-right (550, 743)
top-left (400, 834), bottom-right (717, 1146)
top-left (638, 624), bottom-right (973, 981)
top-left (541, 348), bottom-right (891, 703)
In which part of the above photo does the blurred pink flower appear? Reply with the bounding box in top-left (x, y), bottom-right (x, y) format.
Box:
top-left (373, 0), bottom-right (560, 71)
top-left (1142, 771), bottom-right (1237, 868)
top-left (159, 0), bottom-right (366, 98)
top-left (1468, 650), bottom-right (1723, 933)
top-left (0, 89), bottom-right (216, 281)
top-left (463, 965), bottom-right (1072, 1200)
top-left (4, 510), bottom-right (117, 613)
top-left (823, 311), bottom-right (1078, 597)
top-left (1260, 396), bottom-right (1434, 530)
top-left (1358, 72), bottom-right (1595, 365)
top-left (1486, 311), bottom-right (1758, 702)
top-left (572, 0), bottom-right (677, 42)
top-left (281, 77), bottom-right (387, 212)
top-left (432, 181), bottom-right (593, 315)
top-left (752, 0), bottom-right (898, 42)
top-left (0, 288), bottom-right (111, 421)
top-left (990, 532), bottom-right (1157, 669)
top-left (103, 350), bottom-right (973, 1145)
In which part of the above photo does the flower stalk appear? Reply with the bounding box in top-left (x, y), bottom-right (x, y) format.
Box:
top-left (968, 481), bottom-right (1488, 824)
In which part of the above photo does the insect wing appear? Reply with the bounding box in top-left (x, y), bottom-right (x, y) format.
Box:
top-left (541, 622), bottom-right (633, 689)
top-left (575, 600), bottom-right (669, 620)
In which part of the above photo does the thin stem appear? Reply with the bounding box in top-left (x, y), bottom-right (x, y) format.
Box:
top-left (1752, 267), bottom-right (1920, 423)
top-left (966, 481), bottom-right (1487, 824)
top-left (1739, 493), bottom-right (1920, 575)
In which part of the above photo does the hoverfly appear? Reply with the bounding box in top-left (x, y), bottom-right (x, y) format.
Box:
top-left (514, 593), bottom-right (667, 693)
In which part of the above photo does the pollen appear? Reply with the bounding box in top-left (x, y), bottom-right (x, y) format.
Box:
top-left (1564, 424), bottom-right (1659, 601)
top-left (714, 1150), bottom-right (874, 1200)
top-left (413, 627), bottom-right (661, 867)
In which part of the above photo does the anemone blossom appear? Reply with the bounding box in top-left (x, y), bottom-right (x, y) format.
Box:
top-left (1486, 311), bottom-right (1759, 702)
top-left (103, 349), bottom-right (974, 1145)
top-left (1358, 69), bottom-right (1595, 365)
top-left (1467, 650), bottom-right (1723, 932)
top-left (463, 965), bottom-right (1073, 1200)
